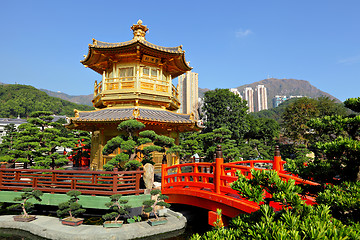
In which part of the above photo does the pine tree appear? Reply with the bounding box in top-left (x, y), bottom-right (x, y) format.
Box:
top-left (12, 122), bottom-right (40, 169)
top-left (9, 111), bottom-right (73, 169)
top-left (0, 124), bottom-right (18, 162)
top-left (307, 97), bottom-right (360, 182)
top-left (102, 119), bottom-right (175, 171)
top-left (28, 111), bottom-right (72, 169)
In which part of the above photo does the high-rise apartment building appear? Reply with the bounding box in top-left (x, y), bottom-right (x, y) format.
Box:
top-left (229, 88), bottom-right (242, 98)
top-left (255, 85), bottom-right (268, 111)
top-left (243, 87), bottom-right (254, 112)
top-left (230, 88), bottom-right (242, 98)
top-left (273, 95), bottom-right (287, 108)
top-left (178, 71), bottom-right (199, 118)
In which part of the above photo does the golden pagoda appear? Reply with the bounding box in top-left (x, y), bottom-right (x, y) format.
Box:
top-left (66, 20), bottom-right (202, 170)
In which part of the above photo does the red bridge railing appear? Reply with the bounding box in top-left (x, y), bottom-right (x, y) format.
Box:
top-left (161, 146), bottom-right (318, 197)
top-left (0, 166), bottom-right (144, 196)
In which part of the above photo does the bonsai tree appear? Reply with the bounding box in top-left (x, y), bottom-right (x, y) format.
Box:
top-left (102, 194), bottom-right (131, 223)
top-left (7, 188), bottom-right (43, 218)
top-left (143, 189), bottom-right (170, 219)
top-left (102, 119), bottom-right (175, 171)
top-left (57, 190), bottom-right (86, 220)
top-left (124, 160), bottom-right (142, 171)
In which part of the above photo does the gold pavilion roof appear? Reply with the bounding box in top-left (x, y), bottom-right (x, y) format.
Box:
top-left (89, 39), bottom-right (183, 54)
top-left (81, 20), bottom-right (192, 78)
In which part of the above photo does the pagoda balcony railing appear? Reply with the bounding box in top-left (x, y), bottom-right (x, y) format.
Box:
top-left (93, 79), bottom-right (180, 103)
top-left (94, 80), bottom-right (103, 97)
top-left (104, 77), bottom-right (136, 91)
top-left (172, 84), bottom-right (179, 100)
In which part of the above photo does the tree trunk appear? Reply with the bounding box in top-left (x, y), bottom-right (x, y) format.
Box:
top-left (22, 200), bottom-right (28, 217)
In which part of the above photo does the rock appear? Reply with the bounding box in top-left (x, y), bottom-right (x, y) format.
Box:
top-left (143, 163), bottom-right (154, 189)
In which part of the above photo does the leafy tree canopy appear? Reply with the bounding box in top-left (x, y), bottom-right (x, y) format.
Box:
top-left (0, 84), bottom-right (94, 118)
top-left (202, 89), bottom-right (249, 139)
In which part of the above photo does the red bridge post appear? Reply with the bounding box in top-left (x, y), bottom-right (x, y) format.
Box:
top-left (273, 145), bottom-right (282, 172)
top-left (214, 145), bottom-right (223, 194)
top-left (161, 154), bottom-right (167, 191)
top-left (0, 165), bottom-right (5, 187)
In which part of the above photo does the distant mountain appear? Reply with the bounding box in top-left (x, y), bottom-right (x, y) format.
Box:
top-left (40, 89), bottom-right (93, 106)
top-left (236, 78), bottom-right (340, 108)
top-left (198, 88), bottom-right (211, 98)
top-left (0, 84), bottom-right (94, 118)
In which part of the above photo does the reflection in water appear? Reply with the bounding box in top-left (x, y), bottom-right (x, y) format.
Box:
top-left (0, 228), bottom-right (48, 240)
top-left (165, 204), bottom-right (212, 240)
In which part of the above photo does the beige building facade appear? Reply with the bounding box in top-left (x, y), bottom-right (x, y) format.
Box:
top-left (243, 87), bottom-right (254, 112)
top-left (178, 71), bottom-right (199, 119)
top-left (255, 85), bottom-right (268, 111)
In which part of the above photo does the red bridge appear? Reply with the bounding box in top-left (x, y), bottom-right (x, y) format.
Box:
top-left (161, 146), bottom-right (318, 225)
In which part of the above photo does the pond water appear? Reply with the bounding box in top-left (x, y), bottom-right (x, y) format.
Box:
top-left (161, 204), bottom-right (212, 240)
top-left (0, 228), bottom-right (47, 240)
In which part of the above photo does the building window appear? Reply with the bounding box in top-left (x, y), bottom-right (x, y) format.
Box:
top-left (151, 69), bottom-right (158, 78)
top-left (143, 67), bottom-right (150, 76)
top-left (141, 66), bottom-right (160, 80)
top-left (119, 67), bottom-right (134, 81)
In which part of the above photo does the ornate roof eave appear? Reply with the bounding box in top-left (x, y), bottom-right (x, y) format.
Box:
top-left (81, 43), bottom-right (191, 76)
top-left (82, 39), bottom-right (181, 61)
top-left (65, 107), bottom-right (202, 131)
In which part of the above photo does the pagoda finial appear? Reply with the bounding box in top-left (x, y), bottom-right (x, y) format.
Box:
top-left (131, 19), bottom-right (149, 41)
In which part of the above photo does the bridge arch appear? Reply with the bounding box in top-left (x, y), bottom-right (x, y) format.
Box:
top-left (161, 146), bottom-right (318, 225)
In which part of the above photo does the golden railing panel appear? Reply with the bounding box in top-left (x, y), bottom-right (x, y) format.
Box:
top-left (140, 82), bottom-right (154, 90)
top-left (156, 84), bottom-right (168, 92)
top-left (121, 82), bottom-right (135, 89)
top-left (105, 83), bottom-right (119, 90)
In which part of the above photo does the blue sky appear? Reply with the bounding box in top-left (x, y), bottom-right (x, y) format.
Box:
top-left (0, 0), bottom-right (359, 102)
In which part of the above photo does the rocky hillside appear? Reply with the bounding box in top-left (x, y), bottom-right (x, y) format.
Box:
top-left (40, 89), bottom-right (93, 106)
top-left (236, 78), bottom-right (340, 108)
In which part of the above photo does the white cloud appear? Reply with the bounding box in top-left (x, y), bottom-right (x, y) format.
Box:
top-left (338, 55), bottom-right (360, 64)
top-left (235, 29), bottom-right (253, 38)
